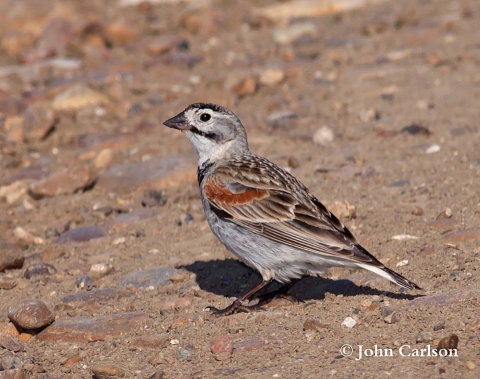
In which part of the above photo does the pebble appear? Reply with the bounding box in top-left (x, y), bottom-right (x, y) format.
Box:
top-left (96, 156), bottom-right (196, 194)
top-left (436, 208), bottom-right (452, 219)
top-left (142, 189), bottom-right (168, 207)
top-left (147, 35), bottom-right (186, 56)
top-left (322, 200), bottom-right (356, 220)
top-left (0, 335), bottom-right (25, 352)
top-left (425, 144), bottom-right (441, 154)
top-left (313, 125), bottom-right (334, 146)
top-left (91, 364), bottom-right (125, 378)
top-left (0, 322), bottom-right (19, 338)
top-left (401, 124), bottom-right (431, 136)
top-left (23, 262), bottom-right (57, 281)
top-left (63, 355), bottom-right (82, 367)
top-left (105, 22), bottom-right (139, 46)
top-left (0, 241), bottom-right (24, 272)
top-left (416, 331), bottom-right (433, 343)
top-left (29, 164), bottom-right (92, 199)
top-left (155, 297), bottom-right (193, 310)
top-left (90, 263), bottom-right (113, 280)
top-left (232, 75), bottom-right (257, 97)
top-left (52, 84), bottom-right (109, 111)
top-left (210, 335), bottom-right (234, 360)
top-left (130, 334), bottom-right (169, 349)
top-left (0, 369), bottom-right (27, 378)
top-left (467, 361), bottom-right (476, 370)
top-left (412, 206), bottom-right (424, 216)
top-left (178, 346), bottom-right (195, 359)
top-left (391, 234), bottom-right (419, 240)
top-left (94, 148), bottom-right (114, 169)
top-left (437, 334), bottom-right (459, 350)
top-left (259, 70), bottom-right (284, 86)
top-left (61, 288), bottom-right (134, 306)
top-left (0, 181), bottom-right (29, 204)
top-left (427, 218), bottom-right (459, 231)
top-left (8, 299), bottom-right (55, 330)
top-left (233, 335), bottom-right (264, 354)
top-left (75, 274), bottom-right (94, 289)
top-left (57, 226), bottom-right (106, 244)
top-left (13, 227), bottom-right (45, 245)
top-left (359, 108), bottom-right (380, 122)
top-left (272, 22), bottom-right (317, 45)
top-left (22, 102), bottom-right (55, 142)
top-left (0, 279), bottom-right (17, 290)
top-left (0, 351), bottom-right (23, 370)
top-left (37, 312), bottom-right (147, 343)
top-left (117, 267), bottom-right (182, 289)
top-left (341, 316), bottom-right (357, 328)
top-left (443, 227), bottom-right (480, 244)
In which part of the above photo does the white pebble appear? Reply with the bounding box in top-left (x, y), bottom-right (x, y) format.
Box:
top-left (341, 316), bottom-right (356, 328)
top-left (426, 144), bottom-right (440, 154)
top-left (313, 125), bottom-right (334, 146)
top-left (396, 260), bottom-right (409, 267)
top-left (392, 234), bottom-right (419, 240)
top-left (170, 339), bottom-right (180, 345)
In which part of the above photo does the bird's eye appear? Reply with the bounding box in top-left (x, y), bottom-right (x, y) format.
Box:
top-left (200, 113), bottom-right (211, 122)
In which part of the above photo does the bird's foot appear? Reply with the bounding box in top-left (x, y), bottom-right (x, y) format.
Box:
top-left (205, 299), bottom-right (263, 316)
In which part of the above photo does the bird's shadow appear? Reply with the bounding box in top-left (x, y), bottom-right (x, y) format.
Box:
top-left (181, 258), bottom-right (422, 302)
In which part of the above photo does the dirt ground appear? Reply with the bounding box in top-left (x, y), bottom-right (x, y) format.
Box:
top-left (0, 0), bottom-right (479, 378)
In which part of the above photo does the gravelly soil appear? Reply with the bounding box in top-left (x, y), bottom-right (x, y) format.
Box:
top-left (0, 0), bottom-right (479, 378)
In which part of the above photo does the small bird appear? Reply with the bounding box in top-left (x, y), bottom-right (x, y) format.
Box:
top-left (164, 103), bottom-right (421, 315)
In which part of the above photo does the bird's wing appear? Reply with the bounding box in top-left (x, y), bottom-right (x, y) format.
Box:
top-left (203, 157), bottom-right (376, 263)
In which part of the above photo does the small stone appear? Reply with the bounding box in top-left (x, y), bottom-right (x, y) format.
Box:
top-left (211, 335), bottom-right (234, 358)
top-left (75, 274), bottom-right (94, 289)
top-left (170, 339), bottom-right (179, 345)
top-left (272, 22), bottom-right (317, 45)
top-left (341, 316), bottom-right (356, 328)
top-left (52, 84), bottom-right (109, 111)
top-left (105, 23), bottom-right (139, 46)
top-left (427, 218), bottom-right (459, 231)
top-left (112, 237), bottom-right (126, 245)
top-left (391, 234), bottom-right (419, 240)
top-left (1, 31), bottom-right (35, 57)
top-left (287, 156), bottom-right (300, 168)
top-left (313, 125), bottom-right (334, 146)
top-left (96, 156), bottom-right (196, 194)
top-left (384, 311), bottom-right (404, 324)
top-left (232, 76), bottom-right (257, 97)
top-left (178, 346), bottom-right (194, 359)
top-left (401, 124), bottom-right (431, 136)
top-left (37, 312), bottom-right (147, 343)
top-left (147, 35), bottom-right (186, 56)
top-left (24, 262), bottom-right (57, 281)
top-left (359, 108), bottom-right (380, 122)
top-left (0, 181), bottom-right (29, 204)
top-left (323, 200), bottom-right (356, 220)
top-left (90, 263), bottom-right (113, 280)
top-left (117, 268), bottom-right (182, 289)
top-left (155, 297), bottom-right (193, 310)
top-left (412, 206), bottom-right (424, 216)
top-left (22, 102), bottom-right (55, 142)
top-left (4, 116), bottom-right (24, 143)
top-left (13, 227), bottom-right (45, 245)
top-left (63, 355), bottom-right (82, 367)
top-left (29, 164), bottom-right (92, 199)
top-left (0, 335), bottom-right (25, 352)
top-left (130, 334), bottom-right (169, 349)
top-left (0, 241), bottom-right (24, 272)
top-left (91, 364), bottom-right (125, 378)
top-left (61, 288), bottom-right (133, 306)
top-left (443, 227), bottom-right (480, 244)
top-left (437, 334), bottom-right (459, 351)
top-left (396, 260), bottom-right (409, 267)
top-left (233, 335), bottom-right (264, 353)
top-left (259, 70), bottom-right (284, 86)
top-left (416, 331), bottom-right (433, 343)
top-left (436, 208), bottom-right (452, 219)
top-left (426, 144), bottom-right (440, 154)
top-left (17, 333), bottom-right (31, 343)
top-left (94, 148), bottom-right (114, 169)
top-left (467, 361), bottom-right (476, 370)
top-left (303, 319), bottom-right (329, 330)
top-left (0, 279), bottom-right (17, 290)
top-left (433, 322), bottom-right (445, 331)
top-left (57, 226), bottom-right (106, 244)
top-left (0, 351), bottom-right (23, 370)
top-left (8, 300), bottom-right (55, 330)
top-left (0, 322), bottom-right (19, 338)
top-left (142, 189), bottom-right (168, 207)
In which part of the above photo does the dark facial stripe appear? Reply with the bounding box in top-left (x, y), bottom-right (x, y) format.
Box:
top-left (190, 126), bottom-right (220, 141)
top-left (197, 160), bottom-right (214, 185)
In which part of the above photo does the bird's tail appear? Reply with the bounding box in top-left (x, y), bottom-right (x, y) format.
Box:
top-left (357, 263), bottom-right (422, 290)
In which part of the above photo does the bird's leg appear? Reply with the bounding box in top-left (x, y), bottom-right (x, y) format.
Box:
top-left (206, 279), bottom-right (272, 316)
top-left (254, 278), bottom-right (300, 306)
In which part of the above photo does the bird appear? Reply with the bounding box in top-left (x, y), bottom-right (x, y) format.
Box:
top-left (163, 103), bottom-right (421, 315)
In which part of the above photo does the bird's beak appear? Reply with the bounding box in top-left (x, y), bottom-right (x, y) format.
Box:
top-left (163, 112), bottom-right (190, 130)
